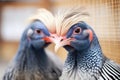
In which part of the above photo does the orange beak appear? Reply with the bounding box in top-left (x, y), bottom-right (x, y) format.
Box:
top-left (43, 37), bottom-right (52, 43)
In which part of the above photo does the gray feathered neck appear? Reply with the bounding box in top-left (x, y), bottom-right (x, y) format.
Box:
top-left (14, 43), bottom-right (49, 72)
top-left (13, 29), bottom-right (49, 72)
top-left (63, 33), bottom-right (106, 74)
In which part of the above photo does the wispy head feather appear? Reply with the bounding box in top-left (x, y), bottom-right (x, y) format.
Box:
top-left (27, 8), bottom-right (55, 33)
top-left (55, 7), bottom-right (89, 36)
top-left (26, 8), bottom-right (89, 36)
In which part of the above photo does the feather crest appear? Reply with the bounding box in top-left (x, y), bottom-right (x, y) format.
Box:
top-left (27, 8), bottom-right (55, 33)
top-left (55, 7), bottom-right (89, 36)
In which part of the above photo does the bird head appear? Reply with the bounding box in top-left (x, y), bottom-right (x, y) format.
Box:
top-left (20, 8), bottom-right (55, 49)
top-left (21, 20), bottom-right (52, 49)
top-left (52, 21), bottom-right (93, 52)
top-left (50, 8), bottom-right (94, 52)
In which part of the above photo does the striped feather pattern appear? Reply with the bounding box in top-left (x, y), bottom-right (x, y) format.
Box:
top-left (99, 59), bottom-right (120, 80)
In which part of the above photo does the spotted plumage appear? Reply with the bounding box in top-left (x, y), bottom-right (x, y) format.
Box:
top-left (51, 8), bottom-right (120, 80)
top-left (59, 22), bottom-right (120, 80)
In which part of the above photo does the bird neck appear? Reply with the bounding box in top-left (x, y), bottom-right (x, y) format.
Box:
top-left (14, 41), bottom-right (49, 71)
top-left (64, 37), bottom-right (105, 74)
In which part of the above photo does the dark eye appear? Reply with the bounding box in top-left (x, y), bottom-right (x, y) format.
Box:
top-left (73, 27), bottom-right (81, 34)
top-left (35, 29), bottom-right (41, 34)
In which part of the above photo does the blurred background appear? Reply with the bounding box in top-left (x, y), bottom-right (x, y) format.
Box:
top-left (0, 0), bottom-right (120, 79)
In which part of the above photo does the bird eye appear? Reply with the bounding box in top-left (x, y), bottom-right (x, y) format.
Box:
top-left (73, 27), bottom-right (81, 34)
top-left (35, 29), bottom-right (41, 34)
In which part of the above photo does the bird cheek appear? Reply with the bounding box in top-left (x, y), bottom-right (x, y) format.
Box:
top-left (31, 40), bottom-right (45, 49)
top-left (70, 41), bottom-right (80, 50)
top-left (70, 40), bottom-right (90, 51)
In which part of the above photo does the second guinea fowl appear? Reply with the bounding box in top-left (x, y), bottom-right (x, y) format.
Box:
top-left (3, 9), bottom-right (63, 80)
top-left (52, 9), bottom-right (120, 80)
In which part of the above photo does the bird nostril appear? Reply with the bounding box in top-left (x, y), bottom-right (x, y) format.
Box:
top-left (60, 39), bottom-right (64, 42)
top-left (52, 36), bottom-right (55, 38)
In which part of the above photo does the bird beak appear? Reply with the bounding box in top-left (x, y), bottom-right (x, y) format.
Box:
top-left (43, 37), bottom-right (52, 43)
top-left (49, 34), bottom-right (73, 52)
